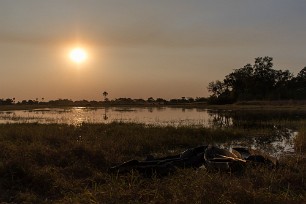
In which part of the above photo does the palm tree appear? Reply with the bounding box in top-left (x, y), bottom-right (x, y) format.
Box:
top-left (102, 91), bottom-right (108, 102)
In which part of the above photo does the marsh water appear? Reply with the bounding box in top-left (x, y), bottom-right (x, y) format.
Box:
top-left (1, 107), bottom-right (305, 157)
top-left (0, 107), bottom-right (213, 126)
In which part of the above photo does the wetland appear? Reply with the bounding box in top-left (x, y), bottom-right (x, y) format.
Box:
top-left (0, 105), bottom-right (305, 203)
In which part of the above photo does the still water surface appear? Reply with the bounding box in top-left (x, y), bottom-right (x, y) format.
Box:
top-left (0, 107), bottom-right (216, 126)
top-left (0, 107), bottom-right (305, 157)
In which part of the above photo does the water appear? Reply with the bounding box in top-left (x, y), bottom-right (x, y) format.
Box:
top-left (0, 107), bottom-right (213, 126)
top-left (225, 128), bottom-right (299, 158)
top-left (0, 107), bottom-right (305, 156)
top-left (1, 107), bottom-right (305, 127)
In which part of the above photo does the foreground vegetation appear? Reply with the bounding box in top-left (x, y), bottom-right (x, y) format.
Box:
top-left (0, 122), bottom-right (305, 203)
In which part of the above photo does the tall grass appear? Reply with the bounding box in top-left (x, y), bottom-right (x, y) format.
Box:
top-left (295, 126), bottom-right (306, 154)
top-left (0, 122), bottom-right (305, 203)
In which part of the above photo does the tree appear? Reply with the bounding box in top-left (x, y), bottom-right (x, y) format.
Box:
top-left (147, 97), bottom-right (155, 103)
top-left (224, 64), bottom-right (254, 100)
top-left (207, 80), bottom-right (226, 97)
top-left (273, 69), bottom-right (294, 99)
top-left (102, 91), bottom-right (108, 102)
top-left (156, 98), bottom-right (167, 104)
top-left (252, 57), bottom-right (277, 99)
top-left (0, 98), bottom-right (14, 105)
top-left (207, 56), bottom-right (301, 103)
top-left (275, 70), bottom-right (293, 86)
top-left (187, 97), bottom-right (195, 103)
top-left (291, 67), bottom-right (306, 99)
top-left (296, 67), bottom-right (306, 80)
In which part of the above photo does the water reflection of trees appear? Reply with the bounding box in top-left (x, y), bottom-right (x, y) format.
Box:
top-left (103, 108), bottom-right (109, 120)
top-left (207, 109), bottom-right (306, 128)
top-left (103, 110), bottom-right (108, 120)
top-left (207, 110), bottom-right (300, 156)
top-left (221, 126), bottom-right (297, 157)
top-left (207, 110), bottom-right (233, 128)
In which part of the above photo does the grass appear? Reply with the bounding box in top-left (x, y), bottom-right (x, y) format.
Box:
top-left (0, 122), bottom-right (305, 203)
top-left (295, 126), bottom-right (306, 154)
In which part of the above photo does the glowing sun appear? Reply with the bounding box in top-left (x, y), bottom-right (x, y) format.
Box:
top-left (69, 48), bottom-right (87, 63)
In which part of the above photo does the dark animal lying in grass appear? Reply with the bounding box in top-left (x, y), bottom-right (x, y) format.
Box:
top-left (108, 145), bottom-right (278, 177)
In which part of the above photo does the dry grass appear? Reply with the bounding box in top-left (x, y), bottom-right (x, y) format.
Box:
top-left (295, 127), bottom-right (306, 154)
top-left (0, 122), bottom-right (305, 203)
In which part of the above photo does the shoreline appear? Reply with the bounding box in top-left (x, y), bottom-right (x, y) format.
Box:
top-left (1, 100), bottom-right (306, 111)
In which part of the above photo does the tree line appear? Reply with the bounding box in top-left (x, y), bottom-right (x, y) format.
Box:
top-left (0, 97), bottom-right (207, 106)
top-left (208, 57), bottom-right (306, 104)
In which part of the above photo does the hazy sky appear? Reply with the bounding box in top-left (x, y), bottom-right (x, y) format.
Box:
top-left (1, 0), bottom-right (306, 101)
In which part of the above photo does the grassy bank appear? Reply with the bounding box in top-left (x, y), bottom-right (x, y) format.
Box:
top-left (0, 122), bottom-right (305, 203)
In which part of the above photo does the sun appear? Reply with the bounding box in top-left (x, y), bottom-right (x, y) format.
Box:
top-left (69, 48), bottom-right (87, 63)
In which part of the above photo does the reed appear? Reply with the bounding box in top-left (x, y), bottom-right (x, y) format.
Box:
top-left (295, 126), bottom-right (306, 153)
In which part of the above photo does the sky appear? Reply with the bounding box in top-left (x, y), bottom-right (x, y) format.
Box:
top-left (1, 0), bottom-right (306, 101)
